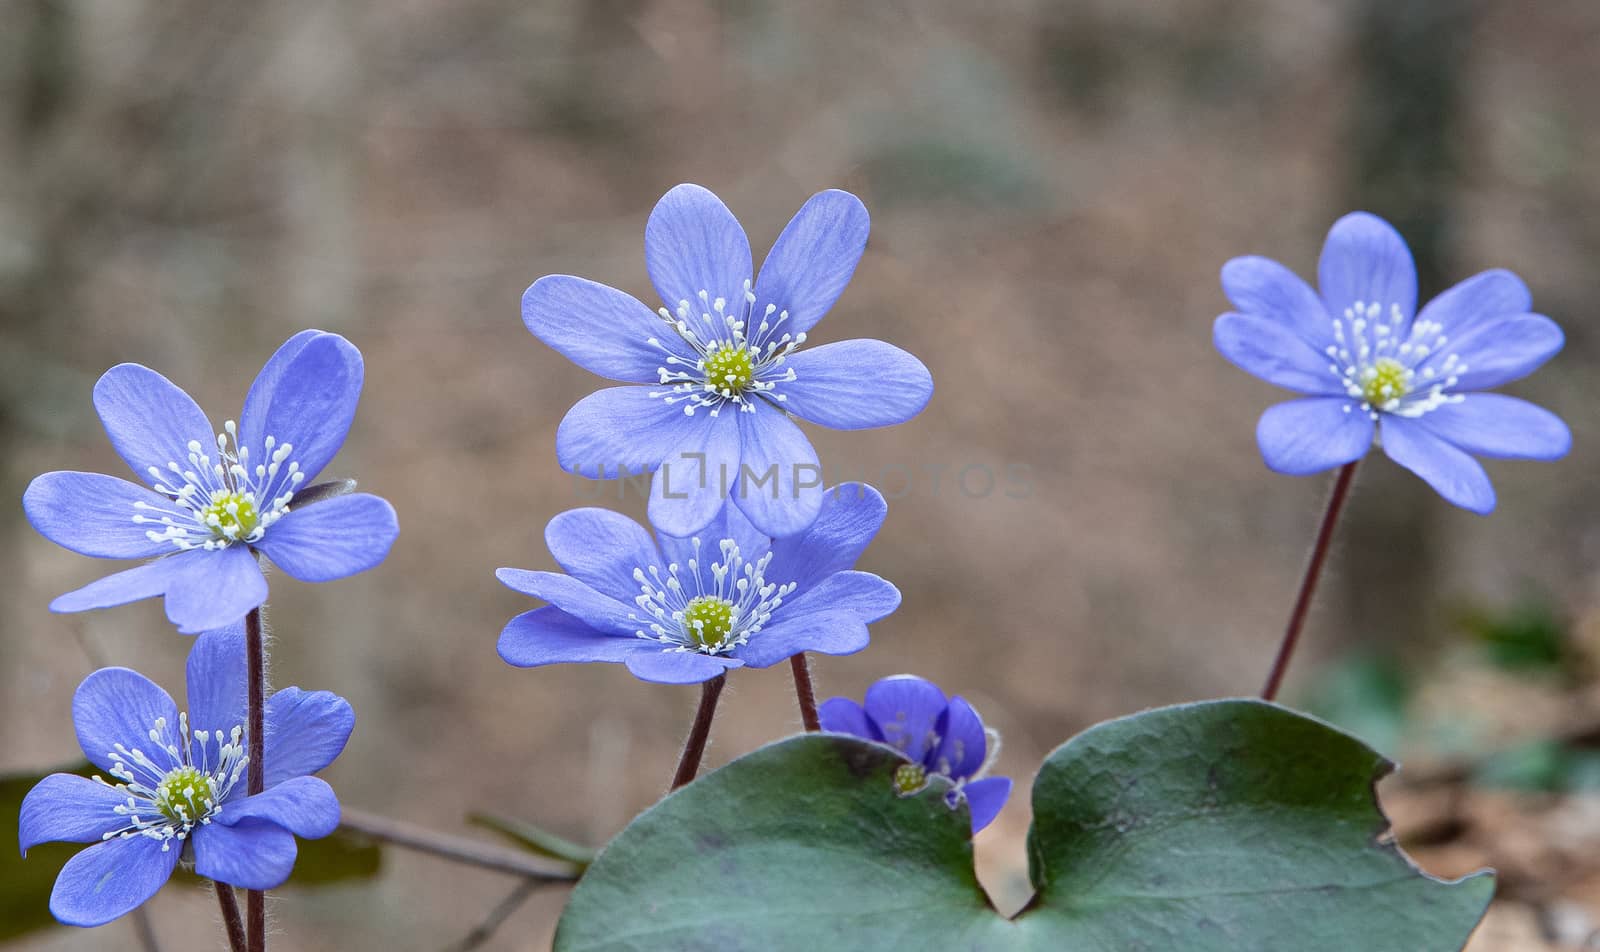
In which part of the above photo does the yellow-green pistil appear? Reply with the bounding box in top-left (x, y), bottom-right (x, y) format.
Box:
top-left (893, 762), bottom-right (928, 795)
top-left (200, 488), bottom-right (260, 541)
top-left (683, 595), bottom-right (736, 650)
top-left (153, 766), bottom-right (215, 825)
top-left (1360, 357), bottom-right (1409, 409)
top-left (704, 345), bottom-right (754, 395)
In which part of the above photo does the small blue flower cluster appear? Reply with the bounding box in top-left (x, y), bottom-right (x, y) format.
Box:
top-left (20, 331), bottom-right (395, 927)
top-left (13, 187), bottom-right (1571, 938)
top-left (500, 184), bottom-right (1010, 832)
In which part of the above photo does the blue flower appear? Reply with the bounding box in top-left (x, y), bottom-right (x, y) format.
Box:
top-left (24, 330), bottom-right (400, 633)
top-left (19, 625), bottom-right (352, 927)
top-left (523, 184), bottom-right (933, 539)
top-left (1214, 212), bottom-right (1571, 514)
top-left (497, 483), bottom-right (900, 685)
top-left (819, 675), bottom-right (1012, 834)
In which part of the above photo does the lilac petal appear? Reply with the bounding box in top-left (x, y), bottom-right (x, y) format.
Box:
top-left (623, 649), bottom-right (741, 685)
top-left (218, 776), bottom-right (340, 839)
top-left (751, 189), bottom-right (870, 335)
top-left (523, 275), bottom-right (690, 383)
top-left (1381, 416), bottom-right (1496, 515)
top-left (1317, 212), bottom-right (1417, 320)
top-left (658, 500), bottom-right (769, 570)
top-left (1414, 269), bottom-right (1531, 340)
top-left (1409, 395), bottom-right (1570, 461)
top-left (781, 571), bottom-right (900, 624)
top-left (545, 508), bottom-right (660, 603)
top-left (49, 834), bottom-right (179, 927)
top-left (1256, 398), bottom-right (1373, 476)
top-left (933, 696), bottom-right (988, 780)
top-left (51, 559), bottom-right (179, 617)
top-left (73, 667), bottom-right (179, 774)
top-left (1221, 255), bottom-right (1332, 346)
top-left (779, 340), bottom-right (933, 430)
top-left (495, 569), bottom-right (636, 635)
top-left (863, 676), bottom-right (948, 765)
top-left (191, 819), bottom-right (297, 890)
top-left (1422, 314), bottom-right (1564, 392)
top-left (93, 363), bottom-right (216, 487)
top-left (237, 331), bottom-right (363, 487)
top-left (20, 774), bottom-right (123, 850)
top-left (184, 625), bottom-right (248, 754)
top-left (732, 609), bottom-right (869, 668)
top-left (1214, 313), bottom-right (1345, 395)
top-left (556, 385), bottom-right (718, 476)
top-left (50, 547), bottom-right (267, 635)
top-left (255, 492), bottom-right (398, 583)
top-left (645, 409), bottom-right (743, 538)
top-left (645, 184), bottom-right (753, 311)
top-left (731, 409), bottom-right (822, 538)
top-left (498, 607), bottom-right (644, 668)
top-left (768, 483), bottom-right (886, 595)
top-left (962, 776), bottom-right (1012, 834)
top-left (263, 689), bottom-right (355, 786)
top-left (162, 544), bottom-right (269, 635)
top-left (237, 330), bottom-right (319, 419)
top-left (817, 697), bottom-right (883, 742)
top-left (23, 472), bottom-right (173, 559)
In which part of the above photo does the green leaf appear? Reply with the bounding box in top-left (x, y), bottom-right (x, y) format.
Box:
top-left (468, 812), bottom-right (596, 870)
top-left (555, 700), bottom-right (1493, 951)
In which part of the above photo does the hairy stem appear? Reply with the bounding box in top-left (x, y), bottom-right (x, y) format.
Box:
top-left (671, 674), bottom-right (726, 790)
top-left (215, 883), bottom-right (247, 952)
top-left (1261, 461), bottom-right (1360, 702)
top-left (245, 607), bottom-right (266, 952)
top-left (789, 653), bottom-right (821, 732)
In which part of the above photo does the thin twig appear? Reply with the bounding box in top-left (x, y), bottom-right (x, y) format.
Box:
top-left (789, 654), bottom-right (821, 732)
top-left (338, 808), bottom-right (580, 881)
top-left (443, 878), bottom-right (546, 952)
top-left (671, 674), bottom-right (726, 790)
top-left (245, 607), bottom-right (266, 952)
top-left (215, 882), bottom-right (247, 952)
top-left (1261, 461), bottom-right (1360, 702)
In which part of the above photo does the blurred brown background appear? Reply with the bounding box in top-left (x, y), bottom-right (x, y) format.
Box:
top-left (3, 1), bottom-right (1599, 949)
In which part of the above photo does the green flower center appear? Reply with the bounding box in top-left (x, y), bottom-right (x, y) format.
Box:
top-left (153, 766), bottom-right (215, 825)
top-left (703, 345), bottom-right (754, 394)
top-left (1360, 357), bottom-right (1410, 408)
top-left (893, 763), bottom-right (928, 795)
top-left (201, 489), bottom-right (259, 541)
top-left (683, 595), bottom-right (736, 650)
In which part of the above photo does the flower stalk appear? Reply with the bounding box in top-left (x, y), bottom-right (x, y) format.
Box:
top-left (245, 606), bottom-right (266, 952)
top-left (671, 674), bottom-right (727, 790)
top-left (215, 884), bottom-right (247, 952)
top-left (1261, 461), bottom-right (1359, 702)
top-left (789, 654), bottom-right (820, 732)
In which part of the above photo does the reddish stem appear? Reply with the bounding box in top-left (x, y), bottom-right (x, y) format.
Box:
top-left (789, 653), bottom-right (821, 732)
top-left (1261, 461), bottom-right (1360, 702)
top-left (215, 882), bottom-right (246, 952)
top-left (245, 608), bottom-right (266, 952)
top-left (671, 675), bottom-right (726, 790)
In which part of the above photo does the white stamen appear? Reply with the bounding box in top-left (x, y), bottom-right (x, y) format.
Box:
top-left (629, 536), bottom-right (797, 656)
top-left (650, 279), bottom-right (805, 414)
